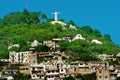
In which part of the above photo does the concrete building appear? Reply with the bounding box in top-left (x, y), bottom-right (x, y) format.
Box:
top-left (98, 54), bottom-right (108, 61)
top-left (69, 24), bottom-right (77, 30)
top-left (96, 67), bottom-right (110, 80)
top-left (62, 36), bottom-right (72, 42)
top-left (46, 66), bottom-right (59, 80)
top-left (31, 40), bottom-right (42, 47)
top-left (88, 61), bottom-right (109, 68)
top-left (9, 51), bottom-right (33, 64)
top-left (72, 34), bottom-right (85, 41)
top-left (8, 44), bottom-right (19, 49)
top-left (30, 63), bottom-right (45, 80)
top-left (91, 39), bottom-right (102, 44)
top-left (19, 65), bottom-right (31, 74)
top-left (43, 40), bottom-right (55, 48)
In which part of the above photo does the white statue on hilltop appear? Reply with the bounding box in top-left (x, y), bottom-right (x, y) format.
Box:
top-left (51, 11), bottom-right (66, 26)
top-left (52, 11), bottom-right (60, 21)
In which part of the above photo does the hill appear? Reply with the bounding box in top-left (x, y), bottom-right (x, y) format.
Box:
top-left (0, 9), bottom-right (120, 59)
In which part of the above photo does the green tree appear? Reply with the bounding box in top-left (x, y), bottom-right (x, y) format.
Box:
top-left (23, 9), bottom-right (29, 23)
top-left (58, 40), bottom-right (69, 51)
top-left (81, 26), bottom-right (93, 34)
top-left (81, 73), bottom-right (96, 80)
top-left (92, 29), bottom-right (102, 37)
top-left (104, 34), bottom-right (111, 41)
top-left (59, 18), bottom-right (65, 22)
top-left (68, 20), bottom-right (75, 25)
top-left (41, 13), bottom-right (47, 21)
top-left (13, 72), bottom-right (31, 80)
top-left (116, 77), bottom-right (120, 80)
top-left (78, 53), bottom-right (100, 61)
top-left (28, 12), bottom-right (40, 24)
top-left (8, 46), bottom-right (19, 52)
top-left (1, 9), bottom-right (41, 25)
top-left (0, 78), bottom-right (7, 80)
top-left (68, 39), bottom-right (89, 53)
top-left (0, 19), bottom-right (4, 27)
top-left (63, 76), bottom-right (74, 80)
top-left (2, 12), bottom-right (24, 25)
top-left (76, 74), bottom-right (82, 79)
top-left (35, 45), bottom-right (50, 52)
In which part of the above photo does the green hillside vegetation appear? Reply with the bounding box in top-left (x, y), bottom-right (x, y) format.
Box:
top-left (0, 9), bottom-right (120, 60)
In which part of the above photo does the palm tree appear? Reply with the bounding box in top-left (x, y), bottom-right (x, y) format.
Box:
top-left (41, 13), bottom-right (47, 21)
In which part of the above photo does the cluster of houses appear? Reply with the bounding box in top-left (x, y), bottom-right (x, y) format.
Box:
top-left (1, 11), bottom-right (120, 80)
top-left (0, 50), bottom-right (120, 80)
top-left (0, 33), bottom-right (119, 80)
top-left (7, 33), bottom-right (103, 51)
top-left (1, 33), bottom-right (120, 80)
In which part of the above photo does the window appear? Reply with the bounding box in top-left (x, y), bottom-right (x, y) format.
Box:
top-left (99, 76), bottom-right (101, 78)
top-left (80, 63), bottom-right (83, 65)
top-left (105, 76), bottom-right (108, 78)
top-left (32, 75), bottom-right (35, 77)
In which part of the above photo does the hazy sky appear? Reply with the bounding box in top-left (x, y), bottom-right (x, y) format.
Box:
top-left (0, 0), bottom-right (120, 44)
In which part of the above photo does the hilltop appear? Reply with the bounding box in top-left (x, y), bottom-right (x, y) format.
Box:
top-left (0, 9), bottom-right (120, 60)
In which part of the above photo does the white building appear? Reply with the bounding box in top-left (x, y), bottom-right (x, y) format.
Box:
top-left (98, 54), bottom-right (108, 61)
top-left (7, 76), bottom-right (14, 80)
top-left (30, 63), bottom-right (45, 80)
top-left (8, 44), bottom-right (19, 49)
top-left (78, 61), bottom-right (90, 68)
top-left (88, 61), bottom-right (109, 68)
top-left (116, 52), bottom-right (120, 57)
top-left (51, 21), bottom-right (66, 26)
top-left (91, 39), bottom-right (102, 44)
top-left (69, 24), bottom-right (77, 30)
top-left (72, 34), bottom-right (85, 41)
top-left (59, 68), bottom-right (66, 78)
top-left (9, 51), bottom-right (33, 64)
top-left (31, 40), bottom-right (42, 47)
top-left (46, 66), bottom-right (59, 80)
top-left (62, 37), bottom-right (72, 42)
top-left (96, 67), bottom-right (110, 80)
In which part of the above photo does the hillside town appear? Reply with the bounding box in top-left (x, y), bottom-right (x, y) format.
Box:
top-left (0, 35), bottom-right (120, 80)
top-left (0, 11), bottom-right (120, 80)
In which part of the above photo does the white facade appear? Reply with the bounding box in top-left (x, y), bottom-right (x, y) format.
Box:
top-left (59, 68), bottom-right (66, 78)
top-left (9, 51), bottom-right (33, 64)
top-left (91, 39), bottom-right (102, 44)
top-left (88, 61), bottom-right (109, 67)
top-left (51, 21), bottom-right (66, 26)
top-left (8, 44), bottom-right (19, 49)
top-left (116, 52), bottom-right (120, 57)
top-left (98, 54), bottom-right (107, 61)
top-left (69, 24), bottom-right (77, 30)
top-left (31, 40), bottom-right (42, 47)
top-left (72, 34), bottom-right (85, 41)
top-left (63, 37), bottom-right (72, 42)
top-left (7, 76), bottom-right (14, 80)
top-left (31, 63), bottom-right (45, 80)
top-left (78, 62), bottom-right (89, 67)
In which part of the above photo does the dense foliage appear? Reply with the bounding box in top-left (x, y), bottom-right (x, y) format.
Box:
top-left (0, 9), bottom-right (120, 60)
top-left (13, 72), bottom-right (31, 80)
top-left (116, 77), bottom-right (120, 80)
top-left (63, 73), bottom-right (96, 80)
